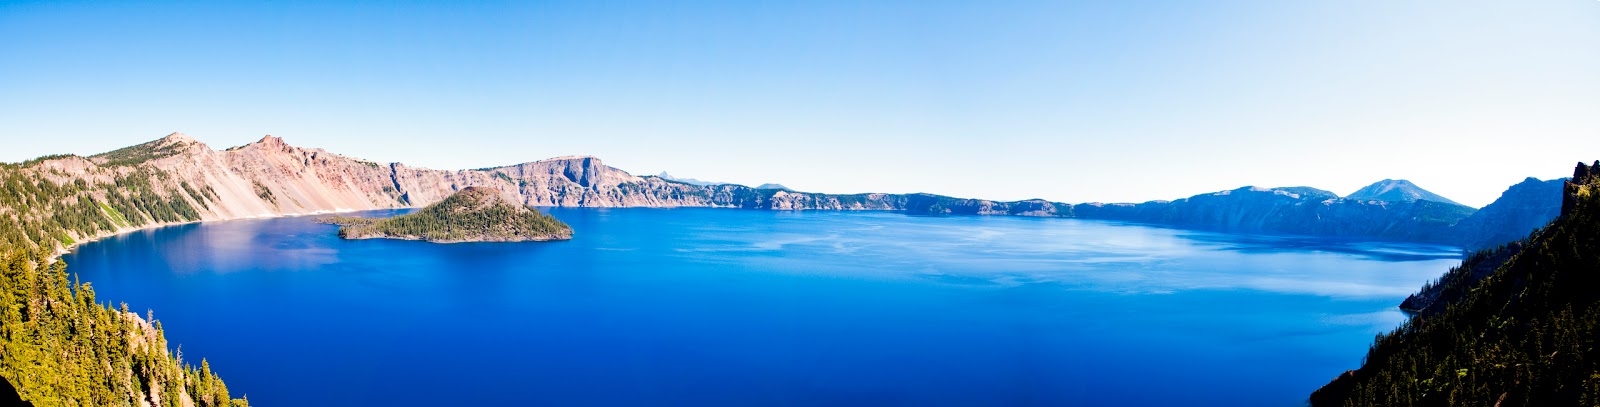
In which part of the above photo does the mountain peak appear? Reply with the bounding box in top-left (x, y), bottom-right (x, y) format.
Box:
top-left (90, 132), bottom-right (207, 165)
top-left (448, 186), bottom-right (517, 207)
top-left (154, 132), bottom-right (207, 150)
top-left (1345, 179), bottom-right (1463, 207)
top-left (161, 132), bottom-right (196, 143)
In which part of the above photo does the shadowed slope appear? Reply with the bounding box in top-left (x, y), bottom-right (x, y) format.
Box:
top-left (1312, 161), bottom-right (1600, 406)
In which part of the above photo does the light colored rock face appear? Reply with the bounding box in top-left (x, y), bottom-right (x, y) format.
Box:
top-left (16, 134), bottom-right (767, 242)
top-left (6, 133), bottom-right (1559, 253)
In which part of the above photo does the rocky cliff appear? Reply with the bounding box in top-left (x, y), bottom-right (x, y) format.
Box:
top-left (0, 133), bottom-right (1566, 256)
top-left (0, 133), bottom-right (734, 255)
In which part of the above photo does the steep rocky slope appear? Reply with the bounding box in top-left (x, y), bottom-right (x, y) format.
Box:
top-left (1311, 161), bottom-right (1600, 406)
top-left (0, 133), bottom-right (1564, 256)
top-left (1448, 177), bottom-right (1566, 249)
top-left (1, 133), bottom-right (731, 255)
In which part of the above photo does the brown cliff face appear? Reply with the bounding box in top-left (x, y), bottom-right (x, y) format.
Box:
top-left (70, 134), bottom-right (738, 223)
top-left (39, 133), bottom-right (797, 238)
top-left (2, 133), bottom-right (752, 255)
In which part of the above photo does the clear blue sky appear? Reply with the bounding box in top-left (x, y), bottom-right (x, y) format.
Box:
top-left (3, 1), bottom-right (1598, 208)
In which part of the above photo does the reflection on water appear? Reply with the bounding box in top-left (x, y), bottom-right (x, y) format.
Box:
top-left (63, 208), bottom-right (1461, 407)
top-left (1176, 232), bottom-right (1463, 262)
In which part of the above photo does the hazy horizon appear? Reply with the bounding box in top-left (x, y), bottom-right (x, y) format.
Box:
top-left (4, 1), bottom-right (1598, 208)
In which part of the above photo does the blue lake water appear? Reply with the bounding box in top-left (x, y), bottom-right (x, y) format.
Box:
top-left (62, 208), bottom-right (1461, 406)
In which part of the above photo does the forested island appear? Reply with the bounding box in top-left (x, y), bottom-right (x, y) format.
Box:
top-left (320, 187), bottom-right (573, 243)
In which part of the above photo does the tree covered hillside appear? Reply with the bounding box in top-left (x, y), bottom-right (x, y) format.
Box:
top-left (0, 249), bottom-right (249, 407)
top-left (1311, 162), bottom-right (1600, 406)
top-left (0, 147), bottom-right (246, 406)
top-left (0, 164), bottom-right (207, 253)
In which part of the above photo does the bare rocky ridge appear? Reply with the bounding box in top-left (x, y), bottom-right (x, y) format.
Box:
top-left (3, 133), bottom-right (1565, 256)
top-left (35, 133), bottom-right (724, 219)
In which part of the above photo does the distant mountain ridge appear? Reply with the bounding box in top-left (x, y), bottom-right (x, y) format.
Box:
top-left (656, 172), bottom-right (722, 186)
top-left (1069, 185), bottom-right (1477, 243)
top-left (656, 172), bottom-right (790, 191)
top-left (1346, 179), bottom-right (1464, 206)
top-left (0, 133), bottom-right (1563, 256)
top-left (1447, 177), bottom-right (1566, 249)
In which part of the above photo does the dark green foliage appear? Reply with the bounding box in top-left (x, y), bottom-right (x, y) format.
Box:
top-left (0, 158), bottom-right (243, 406)
top-left (89, 139), bottom-right (188, 167)
top-left (323, 187), bottom-right (572, 242)
top-left (1312, 163), bottom-right (1600, 406)
top-left (12, 155), bottom-right (79, 169)
top-left (0, 249), bottom-right (249, 407)
top-left (252, 181), bottom-right (275, 206)
top-left (180, 182), bottom-right (210, 210)
top-left (102, 170), bottom-right (200, 225)
top-left (0, 169), bottom-right (125, 251)
top-left (491, 172), bottom-right (515, 184)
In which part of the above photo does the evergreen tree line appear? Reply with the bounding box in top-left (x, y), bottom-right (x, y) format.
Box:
top-left (1312, 162), bottom-right (1600, 406)
top-left (0, 158), bottom-right (247, 406)
top-left (90, 139), bottom-right (189, 168)
top-left (324, 188), bottom-right (572, 241)
top-left (0, 249), bottom-right (249, 406)
top-left (0, 167), bottom-right (203, 252)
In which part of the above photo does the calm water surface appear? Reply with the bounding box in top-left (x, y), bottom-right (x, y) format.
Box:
top-left (63, 208), bottom-right (1461, 406)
